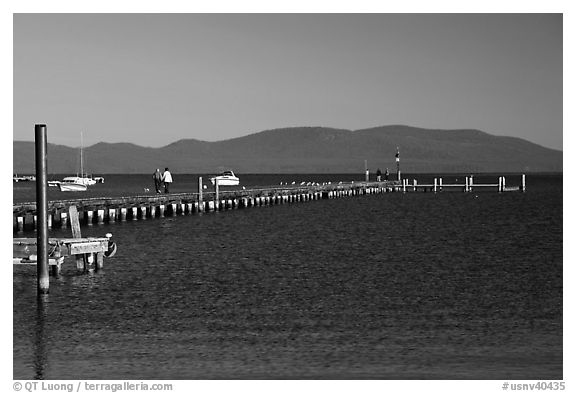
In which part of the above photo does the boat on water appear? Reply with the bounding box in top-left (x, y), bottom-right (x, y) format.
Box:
top-left (13, 174), bottom-right (35, 182)
top-left (210, 170), bottom-right (240, 186)
top-left (62, 175), bottom-right (97, 186)
top-left (57, 132), bottom-right (103, 189)
top-left (58, 180), bottom-right (87, 192)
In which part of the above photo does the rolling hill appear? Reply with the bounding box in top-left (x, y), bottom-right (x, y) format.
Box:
top-left (13, 125), bottom-right (562, 174)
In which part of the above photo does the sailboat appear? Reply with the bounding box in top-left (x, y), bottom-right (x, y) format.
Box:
top-left (58, 133), bottom-right (93, 192)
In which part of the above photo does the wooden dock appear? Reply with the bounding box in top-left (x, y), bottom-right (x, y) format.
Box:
top-left (13, 236), bottom-right (113, 275)
top-left (13, 175), bottom-right (526, 233)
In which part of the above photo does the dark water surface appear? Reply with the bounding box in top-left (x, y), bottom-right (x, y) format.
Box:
top-left (13, 174), bottom-right (562, 379)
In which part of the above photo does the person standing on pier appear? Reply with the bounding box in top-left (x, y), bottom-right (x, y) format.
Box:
top-left (153, 168), bottom-right (162, 194)
top-left (376, 168), bottom-right (382, 182)
top-left (162, 168), bottom-right (173, 193)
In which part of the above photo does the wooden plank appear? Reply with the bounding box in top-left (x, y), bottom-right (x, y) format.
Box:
top-left (13, 237), bottom-right (108, 244)
top-left (68, 205), bottom-right (84, 271)
top-left (69, 241), bottom-right (107, 255)
top-left (69, 205), bottom-right (81, 239)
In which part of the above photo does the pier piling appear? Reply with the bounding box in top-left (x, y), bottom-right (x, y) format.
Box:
top-left (61, 212), bottom-right (68, 228)
top-left (522, 174), bottom-right (526, 192)
top-left (97, 209), bottom-right (105, 223)
top-left (198, 177), bottom-right (203, 211)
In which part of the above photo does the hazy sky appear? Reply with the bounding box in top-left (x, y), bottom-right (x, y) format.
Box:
top-left (13, 13), bottom-right (563, 150)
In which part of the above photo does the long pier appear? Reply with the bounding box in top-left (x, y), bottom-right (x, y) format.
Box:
top-left (13, 175), bottom-right (526, 233)
top-left (14, 180), bottom-right (401, 232)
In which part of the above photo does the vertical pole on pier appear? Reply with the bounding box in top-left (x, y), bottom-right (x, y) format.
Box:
top-left (502, 176), bottom-right (506, 191)
top-left (439, 178), bottom-right (443, 191)
top-left (395, 147), bottom-right (401, 181)
top-left (413, 179), bottom-right (417, 192)
top-left (365, 160), bottom-right (369, 182)
top-left (521, 174), bottom-right (526, 192)
top-left (198, 177), bottom-right (203, 211)
top-left (433, 178), bottom-right (437, 193)
top-left (402, 179), bottom-right (406, 193)
top-left (35, 124), bottom-right (49, 294)
top-left (465, 177), bottom-right (469, 192)
top-left (215, 178), bottom-right (219, 204)
top-left (498, 177), bottom-right (502, 192)
top-left (469, 176), bottom-right (473, 192)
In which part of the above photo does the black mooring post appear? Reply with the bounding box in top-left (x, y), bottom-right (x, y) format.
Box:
top-left (35, 124), bottom-right (49, 294)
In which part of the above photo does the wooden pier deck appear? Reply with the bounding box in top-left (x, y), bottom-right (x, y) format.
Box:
top-left (13, 180), bottom-right (402, 232)
top-left (13, 175), bottom-right (525, 233)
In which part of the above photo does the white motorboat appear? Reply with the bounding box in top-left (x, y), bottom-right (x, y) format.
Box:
top-left (210, 170), bottom-right (240, 186)
top-left (58, 180), bottom-right (87, 192)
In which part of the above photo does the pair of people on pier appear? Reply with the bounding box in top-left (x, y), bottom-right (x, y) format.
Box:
top-left (153, 168), bottom-right (173, 193)
top-left (375, 168), bottom-right (390, 182)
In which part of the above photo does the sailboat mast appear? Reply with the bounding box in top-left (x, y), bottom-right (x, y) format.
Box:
top-left (80, 132), bottom-right (84, 178)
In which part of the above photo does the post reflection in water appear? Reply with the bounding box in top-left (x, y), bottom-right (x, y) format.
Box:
top-left (34, 294), bottom-right (49, 380)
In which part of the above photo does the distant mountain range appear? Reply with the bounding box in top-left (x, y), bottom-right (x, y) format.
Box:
top-left (13, 125), bottom-right (562, 174)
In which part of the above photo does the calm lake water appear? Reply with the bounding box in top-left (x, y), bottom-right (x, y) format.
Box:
top-left (13, 174), bottom-right (563, 379)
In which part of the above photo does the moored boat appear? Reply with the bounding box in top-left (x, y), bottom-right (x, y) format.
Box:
top-left (58, 180), bottom-right (87, 192)
top-left (62, 175), bottom-right (97, 186)
top-left (210, 170), bottom-right (240, 186)
top-left (13, 174), bottom-right (35, 182)
top-left (58, 132), bottom-right (102, 188)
